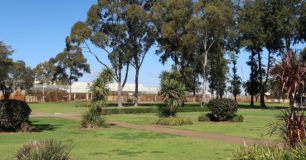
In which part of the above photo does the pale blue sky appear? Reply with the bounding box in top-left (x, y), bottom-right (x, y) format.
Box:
top-left (0, 1), bottom-right (304, 88)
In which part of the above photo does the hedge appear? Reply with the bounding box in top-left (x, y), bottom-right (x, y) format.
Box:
top-left (101, 106), bottom-right (208, 115)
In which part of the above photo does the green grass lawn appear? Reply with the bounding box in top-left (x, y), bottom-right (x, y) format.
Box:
top-left (29, 102), bottom-right (88, 114)
top-left (174, 109), bottom-right (282, 140)
top-left (29, 102), bottom-right (284, 140)
top-left (0, 117), bottom-right (236, 160)
top-left (105, 109), bottom-right (283, 140)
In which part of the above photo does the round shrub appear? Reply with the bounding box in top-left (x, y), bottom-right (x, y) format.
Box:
top-left (0, 100), bottom-right (31, 132)
top-left (81, 104), bottom-right (108, 128)
top-left (198, 114), bottom-right (211, 122)
top-left (207, 98), bottom-right (237, 121)
top-left (230, 115), bottom-right (244, 122)
top-left (16, 139), bottom-right (72, 160)
top-left (157, 105), bottom-right (178, 117)
top-left (156, 117), bottom-right (193, 126)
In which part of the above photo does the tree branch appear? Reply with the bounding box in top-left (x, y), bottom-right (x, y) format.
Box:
top-left (83, 41), bottom-right (118, 81)
top-left (84, 42), bottom-right (109, 68)
top-left (122, 62), bottom-right (129, 88)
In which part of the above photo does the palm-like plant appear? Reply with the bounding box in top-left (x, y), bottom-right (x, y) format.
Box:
top-left (91, 68), bottom-right (113, 105)
top-left (271, 51), bottom-right (306, 108)
top-left (159, 71), bottom-right (185, 117)
top-left (270, 51), bottom-right (306, 146)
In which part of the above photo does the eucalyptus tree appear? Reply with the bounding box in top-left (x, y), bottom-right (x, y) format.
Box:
top-left (126, 2), bottom-right (157, 106)
top-left (259, 0), bottom-right (284, 107)
top-left (0, 41), bottom-right (14, 99)
top-left (239, 0), bottom-right (265, 107)
top-left (207, 42), bottom-right (228, 99)
top-left (34, 60), bottom-right (57, 85)
top-left (9, 60), bottom-right (34, 92)
top-left (52, 39), bottom-right (90, 101)
top-left (298, 1), bottom-right (306, 42)
top-left (228, 52), bottom-right (242, 103)
top-left (277, 0), bottom-right (302, 52)
top-left (151, 0), bottom-right (204, 101)
top-left (186, 0), bottom-right (234, 104)
top-left (151, 0), bottom-right (193, 66)
top-left (0, 41), bottom-right (13, 82)
top-left (70, 1), bottom-right (132, 107)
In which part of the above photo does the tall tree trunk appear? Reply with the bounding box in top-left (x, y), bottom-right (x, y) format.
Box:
top-left (263, 49), bottom-right (273, 107)
top-left (42, 85), bottom-right (45, 103)
top-left (250, 94), bottom-right (254, 107)
top-left (117, 68), bottom-right (123, 108)
top-left (117, 81), bottom-right (123, 108)
top-left (250, 51), bottom-right (255, 107)
top-left (234, 95), bottom-right (237, 103)
top-left (69, 83), bottom-right (72, 101)
top-left (257, 51), bottom-right (266, 108)
top-left (12, 79), bottom-right (16, 92)
top-left (201, 51), bottom-right (208, 106)
top-left (134, 67), bottom-right (139, 107)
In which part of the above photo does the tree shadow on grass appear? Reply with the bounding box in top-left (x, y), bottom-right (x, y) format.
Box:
top-left (110, 132), bottom-right (175, 141)
top-left (110, 149), bottom-right (145, 156)
top-left (31, 121), bottom-right (62, 132)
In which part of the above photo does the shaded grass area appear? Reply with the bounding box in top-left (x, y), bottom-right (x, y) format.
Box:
top-left (0, 117), bottom-right (236, 160)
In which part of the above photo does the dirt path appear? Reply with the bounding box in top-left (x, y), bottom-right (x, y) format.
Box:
top-left (111, 121), bottom-right (280, 146)
top-left (30, 111), bottom-right (281, 146)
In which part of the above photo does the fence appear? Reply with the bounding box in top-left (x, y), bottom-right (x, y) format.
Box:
top-left (0, 91), bottom-right (25, 101)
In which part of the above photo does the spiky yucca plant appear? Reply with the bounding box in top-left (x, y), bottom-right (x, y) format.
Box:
top-left (159, 71), bottom-right (185, 117)
top-left (271, 51), bottom-right (306, 109)
top-left (270, 51), bottom-right (306, 146)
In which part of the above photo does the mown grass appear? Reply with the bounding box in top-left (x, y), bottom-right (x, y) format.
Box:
top-left (105, 109), bottom-right (283, 140)
top-left (0, 117), bottom-right (236, 160)
top-left (29, 102), bottom-right (89, 114)
top-left (29, 102), bottom-right (285, 140)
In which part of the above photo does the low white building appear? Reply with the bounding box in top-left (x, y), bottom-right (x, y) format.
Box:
top-left (70, 82), bottom-right (159, 94)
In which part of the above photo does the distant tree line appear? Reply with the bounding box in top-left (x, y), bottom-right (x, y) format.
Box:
top-left (1, 0), bottom-right (306, 108)
top-left (0, 42), bottom-right (34, 99)
top-left (66, 0), bottom-right (306, 107)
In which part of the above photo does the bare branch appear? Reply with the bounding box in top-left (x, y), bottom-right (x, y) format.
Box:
top-left (122, 62), bottom-right (129, 88)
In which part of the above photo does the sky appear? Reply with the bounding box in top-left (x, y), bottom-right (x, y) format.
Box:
top-left (0, 1), bottom-right (304, 88)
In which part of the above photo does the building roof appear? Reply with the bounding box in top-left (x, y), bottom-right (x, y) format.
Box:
top-left (70, 82), bottom-right (159, 94)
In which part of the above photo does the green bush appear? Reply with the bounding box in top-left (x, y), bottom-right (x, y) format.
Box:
top-left (0, 100), bottom-right (31, 132)
top-left (230, 115), bottom-right (244, 122)
top-left (290, 144), bottom-right (306, 160)
top-left (127, 99), bottom-right (133, 103)
top-left (81, 104), bottom-right (108, 128)
top-left (156, 117), bottom-right (193, 126)
top-left (16, 139), bottom-right (72, 160)
top-left (198, 114), bottom-right (211, 122)
top-left (207, 98), bottom-right (237, 121)
top-left (198, 113), bottom-right (243, 122)
top-left (231, 144), bottom-right (306, 160)
top-left (232, 145), bottom-right (286, 160)
top-left (157, 105), bottom-right (177, 117)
